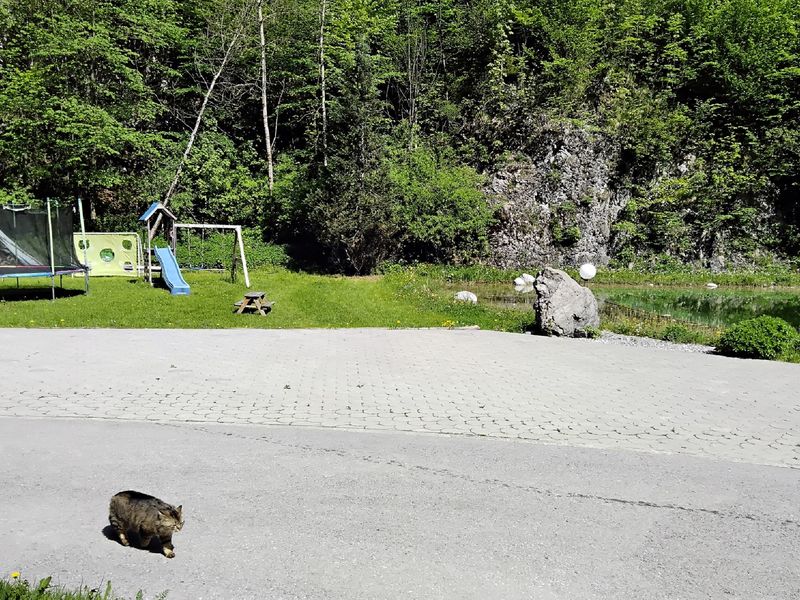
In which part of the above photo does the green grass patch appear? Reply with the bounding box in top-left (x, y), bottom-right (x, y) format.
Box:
top-left (0, 576), bottom-right (164, 600)
top-left (0, 267), bottom-right (528, 331)
top-left (379, 262), bottom-right (800, 287)
top-left (583, 267), bottom-right (800, 287)
top-left (378, 263), bottom-right (520, 283)
top-left (599, 313), bottom-right (722, 346)
top-left (382, 268), bottom-right (532, 332)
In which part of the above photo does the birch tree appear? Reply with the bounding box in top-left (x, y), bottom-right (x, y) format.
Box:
top-left (258, 0), bottom-right (275, 193)
top-left (152, 0), bottom-right (253, 239)
top-left (318, 0), bottom-right (328, 167)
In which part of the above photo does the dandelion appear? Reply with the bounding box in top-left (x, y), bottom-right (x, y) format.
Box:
top-left (11, 571), bottom-right (20, 579)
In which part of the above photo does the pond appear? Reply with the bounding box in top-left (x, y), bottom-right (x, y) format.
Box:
top-left (456, 282), bottom-right (800, 329)
top-left (592, 285), bottom-right (800, 329)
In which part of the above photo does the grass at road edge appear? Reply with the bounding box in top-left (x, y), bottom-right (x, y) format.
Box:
top-left (0, 576), bottom-right (166, 600)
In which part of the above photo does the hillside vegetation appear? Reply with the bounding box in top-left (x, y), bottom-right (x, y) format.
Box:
top-left (1, 0), bottom-right (798, 272)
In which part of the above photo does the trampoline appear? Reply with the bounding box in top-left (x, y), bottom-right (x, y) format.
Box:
top-left (0, 200), bottom-right (89, 298)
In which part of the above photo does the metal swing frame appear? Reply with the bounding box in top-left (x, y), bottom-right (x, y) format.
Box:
top-left (170, 223), bottom-right (250, 288)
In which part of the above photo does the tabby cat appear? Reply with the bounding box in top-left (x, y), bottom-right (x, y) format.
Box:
top-left (109, 491), bottom-right (184, 558)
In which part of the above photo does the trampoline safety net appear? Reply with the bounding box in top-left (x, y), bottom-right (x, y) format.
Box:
top-left (0, 205), bottom-right (86, 277)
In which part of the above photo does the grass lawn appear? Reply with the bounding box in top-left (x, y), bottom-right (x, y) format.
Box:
top-left (0, 268), bottom-right (531, 331)
top-left (3, 264), bottom-right (797, 362)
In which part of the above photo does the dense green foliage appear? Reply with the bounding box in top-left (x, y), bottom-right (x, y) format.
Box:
top-left (716, 315), bottom-right (799, 359)
top-left (176, 229), bottom-right (289, 269)
top-left (1, 0), bottom-right (798, 271)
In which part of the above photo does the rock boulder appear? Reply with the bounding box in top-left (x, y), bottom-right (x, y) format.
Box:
top-left (454, 291), bottom-right (478, 304)
top-left (533, 267), bottom-right (599, 337)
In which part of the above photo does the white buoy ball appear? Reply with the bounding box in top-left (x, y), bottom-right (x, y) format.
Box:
top-left (579, 263), bottom-right (597, 281)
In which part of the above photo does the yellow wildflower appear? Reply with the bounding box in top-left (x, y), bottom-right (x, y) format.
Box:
top-left (11, 571), bottom-right (20, 579)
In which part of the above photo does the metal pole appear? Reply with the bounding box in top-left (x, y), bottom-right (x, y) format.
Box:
top-left (46, 197), bottom-right (56, 301)
top-left (230, 233), bottom-right (237, 284)
top-left (147, 218), bottom-right (152, 285)
top-left (236, 226), bottom-right (250, 288)
top-left (77, 196), bottom-right (90, 293)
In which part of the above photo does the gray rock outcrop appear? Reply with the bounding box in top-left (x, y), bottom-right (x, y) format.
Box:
top-left (533, 267), bottom-right (599, 337)
top-left (487, 121), bottom-right (629, 269)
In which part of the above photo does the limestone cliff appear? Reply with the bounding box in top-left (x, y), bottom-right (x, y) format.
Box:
top-left (487, 121), bottom-right (629, 268)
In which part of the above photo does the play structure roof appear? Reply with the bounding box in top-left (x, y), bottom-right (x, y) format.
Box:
top-left (139, 202), bottom-right (175, 222)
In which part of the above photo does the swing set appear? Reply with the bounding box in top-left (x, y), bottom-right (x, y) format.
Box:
top-left (140, 202), bottom-right (250, 291)
top-left (170, 222), bottom-right (251, 288)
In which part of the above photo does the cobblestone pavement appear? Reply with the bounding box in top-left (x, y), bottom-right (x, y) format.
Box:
top-left (1, 328), bottom-right (798, 467)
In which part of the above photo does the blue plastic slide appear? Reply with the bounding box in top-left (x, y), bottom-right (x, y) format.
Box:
top-left (154, 247), bottom-right (190, 296)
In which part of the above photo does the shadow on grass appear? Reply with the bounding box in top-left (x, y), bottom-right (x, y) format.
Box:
top-left (0, 287), bottom-right (85, 301)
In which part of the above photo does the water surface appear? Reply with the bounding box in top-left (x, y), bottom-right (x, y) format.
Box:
top-left (458, 281), bottom-right (800, 329)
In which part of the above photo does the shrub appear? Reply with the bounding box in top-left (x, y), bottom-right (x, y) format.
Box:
top-left (388, 144), bottom-right (493, 264)
top-left (176, 228), bottom-right (288, 270)
top-left (662, 323), bottom-right (694, 343)
top-left (716, 316), bottom-right (799, 360)
top-left (582, 325), bottom-right (602, 339)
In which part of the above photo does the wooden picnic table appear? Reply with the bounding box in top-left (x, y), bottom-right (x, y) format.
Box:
top-left (234, 291), bottom-right (274, 316)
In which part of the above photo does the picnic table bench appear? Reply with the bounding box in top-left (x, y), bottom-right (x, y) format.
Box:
top-left (233, 291), bottom-right (274, 316)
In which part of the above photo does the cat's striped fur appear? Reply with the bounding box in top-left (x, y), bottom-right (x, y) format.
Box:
top-left (109, 490), bottom-right (184, 558)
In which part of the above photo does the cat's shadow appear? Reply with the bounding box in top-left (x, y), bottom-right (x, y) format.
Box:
top-left (101, 525), bottom-right (164, 555)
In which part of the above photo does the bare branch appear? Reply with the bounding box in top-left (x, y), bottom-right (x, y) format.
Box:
top-left (151, 1), bottom-right (253, 240)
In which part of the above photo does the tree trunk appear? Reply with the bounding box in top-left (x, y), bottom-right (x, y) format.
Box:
top-left (318, 0), bottom-right (328, 167)
top-left (258, 0), bottom-right (275, 194)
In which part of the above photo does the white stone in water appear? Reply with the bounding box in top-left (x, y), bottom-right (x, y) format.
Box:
top-left (454, 290), bottom-right (478, 304)
top-left (706, 282), bottom-right (719, 289)
top-left (514, 273), bottom-right (536, 293)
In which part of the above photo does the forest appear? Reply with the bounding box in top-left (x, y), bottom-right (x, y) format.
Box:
top-left (0, 0), bottom-right (798, 272)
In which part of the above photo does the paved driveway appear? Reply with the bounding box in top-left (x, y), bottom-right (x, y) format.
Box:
top-left (2, 329), bottom-right (799, 599)
top-left (1, 419), bottom-right (798, 600)
top-left (1, 328), bottom-right (797, 467)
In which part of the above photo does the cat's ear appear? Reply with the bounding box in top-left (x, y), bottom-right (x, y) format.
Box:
top-left (176, 505), bottom-right (182, 516)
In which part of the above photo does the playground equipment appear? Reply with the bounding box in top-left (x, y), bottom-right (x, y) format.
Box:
top-left (139, 202), bottom-right (250, 295)
top-left (139, 202), bottom-right (186, 295)
top-left (171, 223), bottom-right (250, 288)
top-left (73, 232), bottom-right (142, 277)
top-left (154, 246), bottom-right (190, 295)
top-left (0, 198), bottom-right (89, 299)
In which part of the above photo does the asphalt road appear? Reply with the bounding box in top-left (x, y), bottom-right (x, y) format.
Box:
top-left (1, 418), bottom-right (798, 600)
